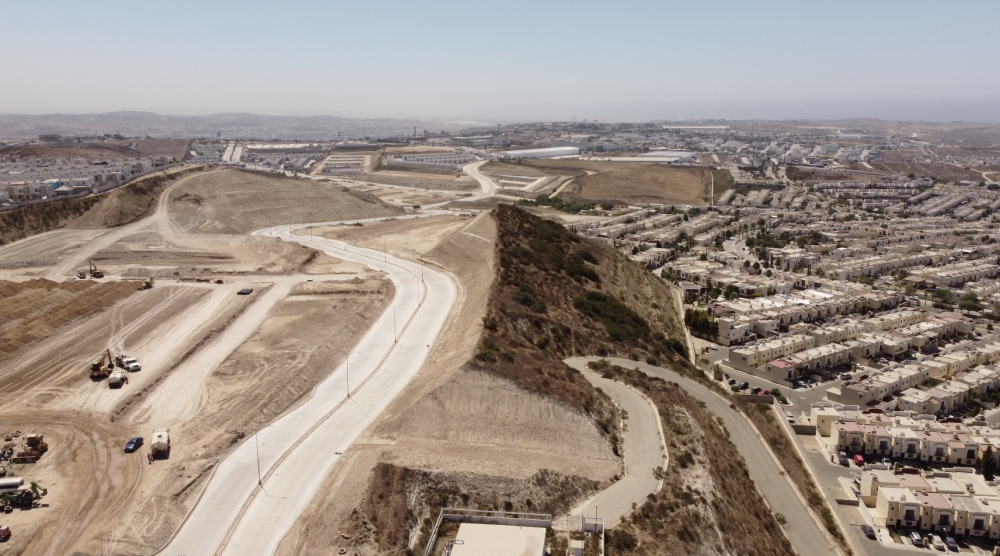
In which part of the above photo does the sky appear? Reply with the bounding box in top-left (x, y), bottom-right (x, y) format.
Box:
top-left (2, 0), bottom-right (999, 123)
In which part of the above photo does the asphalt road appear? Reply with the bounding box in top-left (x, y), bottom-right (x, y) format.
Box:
top-left (159, 219), bottom-right (456, 556)
top-left (586, 356), bottom-right (839, 556)
top-left (565, 358), bottom-right (667, 528)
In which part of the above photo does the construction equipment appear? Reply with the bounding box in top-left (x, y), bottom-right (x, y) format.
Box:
top-left (89, 349), bottom-right (114, 379)
top-left (89, 260), bottom-right (103, 279)
top-left (151, 429), bottom-right (170, 459)
top-left (108, 370), bottom-right (128, 388)
top-left (138, 277), bottom-right (155, 290)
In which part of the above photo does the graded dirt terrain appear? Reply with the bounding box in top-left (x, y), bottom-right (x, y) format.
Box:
top-left (0, 165), bottom-right (401, 555)
top-left (135, 138), bottom-right (190, 160)
top-left (168, 169), bottom-right (404, 234)
top-left (360, 169), bottom-right (480, 191)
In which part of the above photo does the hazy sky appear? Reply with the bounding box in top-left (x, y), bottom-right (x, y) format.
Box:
top-left (3, 0), bottom-right (999, 122)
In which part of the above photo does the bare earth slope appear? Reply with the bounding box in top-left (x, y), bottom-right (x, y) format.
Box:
top-left (168, 169), bottom-right (405, 235)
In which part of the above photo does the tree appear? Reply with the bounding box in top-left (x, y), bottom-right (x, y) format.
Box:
top-left (959, 292), bottom-right (984, 313)
top-left (989, 323), bottom-right (995, 333)
top-left (765, 269), bottom-right (773, 277)
top-left (982, 446), bottom-right (996, 480)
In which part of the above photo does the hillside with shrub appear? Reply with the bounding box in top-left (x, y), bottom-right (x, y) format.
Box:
top-left (473, 205), bottom-right (689, 443)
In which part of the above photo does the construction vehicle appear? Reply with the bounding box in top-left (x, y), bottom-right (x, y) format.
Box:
top-left (89, 260), bottom-right (103, 279)
top-left (151, 429), bottom-right (170, 459)
top-left (138, 277), bottom-right (155, 290)
top-left (108, 370), bottom-right (128, 388)
top-left (89, 349), bottom-right (114, 379)
top-left (0, 524), bottom-right (9, 541)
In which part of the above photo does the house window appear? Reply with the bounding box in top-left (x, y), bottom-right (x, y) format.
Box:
top-left (940, 515), bottom-right (951, 527)
top-left (975, 519), bottom-right (986, 531)
top-left (904, 509), bottom-right (916, 521)
top-left (967, 449), bottom-right (976, 460)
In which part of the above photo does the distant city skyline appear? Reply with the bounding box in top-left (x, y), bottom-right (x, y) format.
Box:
top-left (2, 0), bottom-right (999, 122)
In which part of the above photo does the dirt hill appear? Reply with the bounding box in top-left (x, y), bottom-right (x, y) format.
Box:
top-left (475, 205), bottom-right (688, 429)
top-left (168, 169), bottom-right (405, 234)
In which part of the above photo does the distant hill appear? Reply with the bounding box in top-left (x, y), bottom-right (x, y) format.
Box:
top-left (0, 111), bottom-right (487, 140)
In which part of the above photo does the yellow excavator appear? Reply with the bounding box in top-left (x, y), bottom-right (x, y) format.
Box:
top-left (89, 260), bottom-right (104, 279)
top-left (89, 348), bottom-right (114, 379)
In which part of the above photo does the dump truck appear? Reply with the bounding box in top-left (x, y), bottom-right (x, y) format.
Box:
top-left (151, 429), bottom-right (170, 459)
top-left (89, 260), bottom-right (103, 279)
top-left (139, 277), bottom-right (154, 290)
top-left (108, 370), bottom-right (128, 388)
top-left (90, 349), bottom-right (114, 379)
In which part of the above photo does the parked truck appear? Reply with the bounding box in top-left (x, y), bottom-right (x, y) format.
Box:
top-left (151, 429), bottom-right (170, 459)
top-left (108, 370), bottom-right (128, 388)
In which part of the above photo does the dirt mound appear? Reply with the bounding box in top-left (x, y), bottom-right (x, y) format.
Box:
top-left (0, 167), bottom-right (202, 245)
top-left (135, 138), bottom-right (190, 160)
top-left (70, 167), bottom-right (203, 229)
top-left (0, 141), bottom-right (137, 160)
top-left (169, 169), bottom-right (405, 234)
top-left (0, 279), bottom-right (140, 359)
top-left (0, 196), bottom-right (101, 245)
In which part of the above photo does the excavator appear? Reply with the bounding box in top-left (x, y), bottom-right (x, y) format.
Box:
top-left (89, 260), bottom-right (104, 279)
top-left (138, 277), bottom-right (155, 290)
top-left (89, 348), bottom-right (114, 379)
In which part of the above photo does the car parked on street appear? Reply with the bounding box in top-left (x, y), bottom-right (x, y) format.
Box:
top-left (945, 536), bottom-right (958, 551)
top-left (909, 531), bottom-right (924, 546)
top-left (738, 382), bottom-right (749, 390)
top-left (861, 525), bottom-right (876, 539)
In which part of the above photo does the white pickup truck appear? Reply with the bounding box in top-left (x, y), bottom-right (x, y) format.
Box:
top-left (121, 357), bottom-right (141, 372)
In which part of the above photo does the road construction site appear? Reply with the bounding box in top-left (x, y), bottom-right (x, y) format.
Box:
top-left (0, 159), bottom-right (626, 556)
top-left (0, 154), bottom-right (759, 556)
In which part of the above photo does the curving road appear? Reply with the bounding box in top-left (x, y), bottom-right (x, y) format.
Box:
top-left (575, 356), bottom-right (838, 556)
top-left (566, 358), bottom-right (666, 528)
top-left (158, 221), bottom-right (456, 556)
top-left (462, 160), bottom-right (499, 200)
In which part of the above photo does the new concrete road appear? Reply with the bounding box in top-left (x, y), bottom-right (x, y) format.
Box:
top-left (580, 356), bottom-right (838, 556)
top-left (158, 219), bottom-right (456, 556)
top-left (462, 160), bottom-right (499, 200)
top-left (565, 358), bottom-right (667, 528)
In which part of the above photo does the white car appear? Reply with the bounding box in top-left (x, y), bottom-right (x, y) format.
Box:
top-left (932, 535), bottom-right (945, 550)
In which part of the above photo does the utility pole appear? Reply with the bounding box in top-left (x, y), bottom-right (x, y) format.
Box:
top-left (346, 353), bottom-right (352, 398)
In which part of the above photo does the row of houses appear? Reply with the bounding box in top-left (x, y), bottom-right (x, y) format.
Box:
top-left (714, 290), bottom-right (904, 346)
top-left (1, 156), bottom-right (175, 203)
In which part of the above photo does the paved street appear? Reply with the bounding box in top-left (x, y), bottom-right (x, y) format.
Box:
top-left (566, 359), bottom-right (667, 528)
top-left (160, 220), bottom-right (457, 556)
top-left (583, 356), bottom-right (839, 556)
